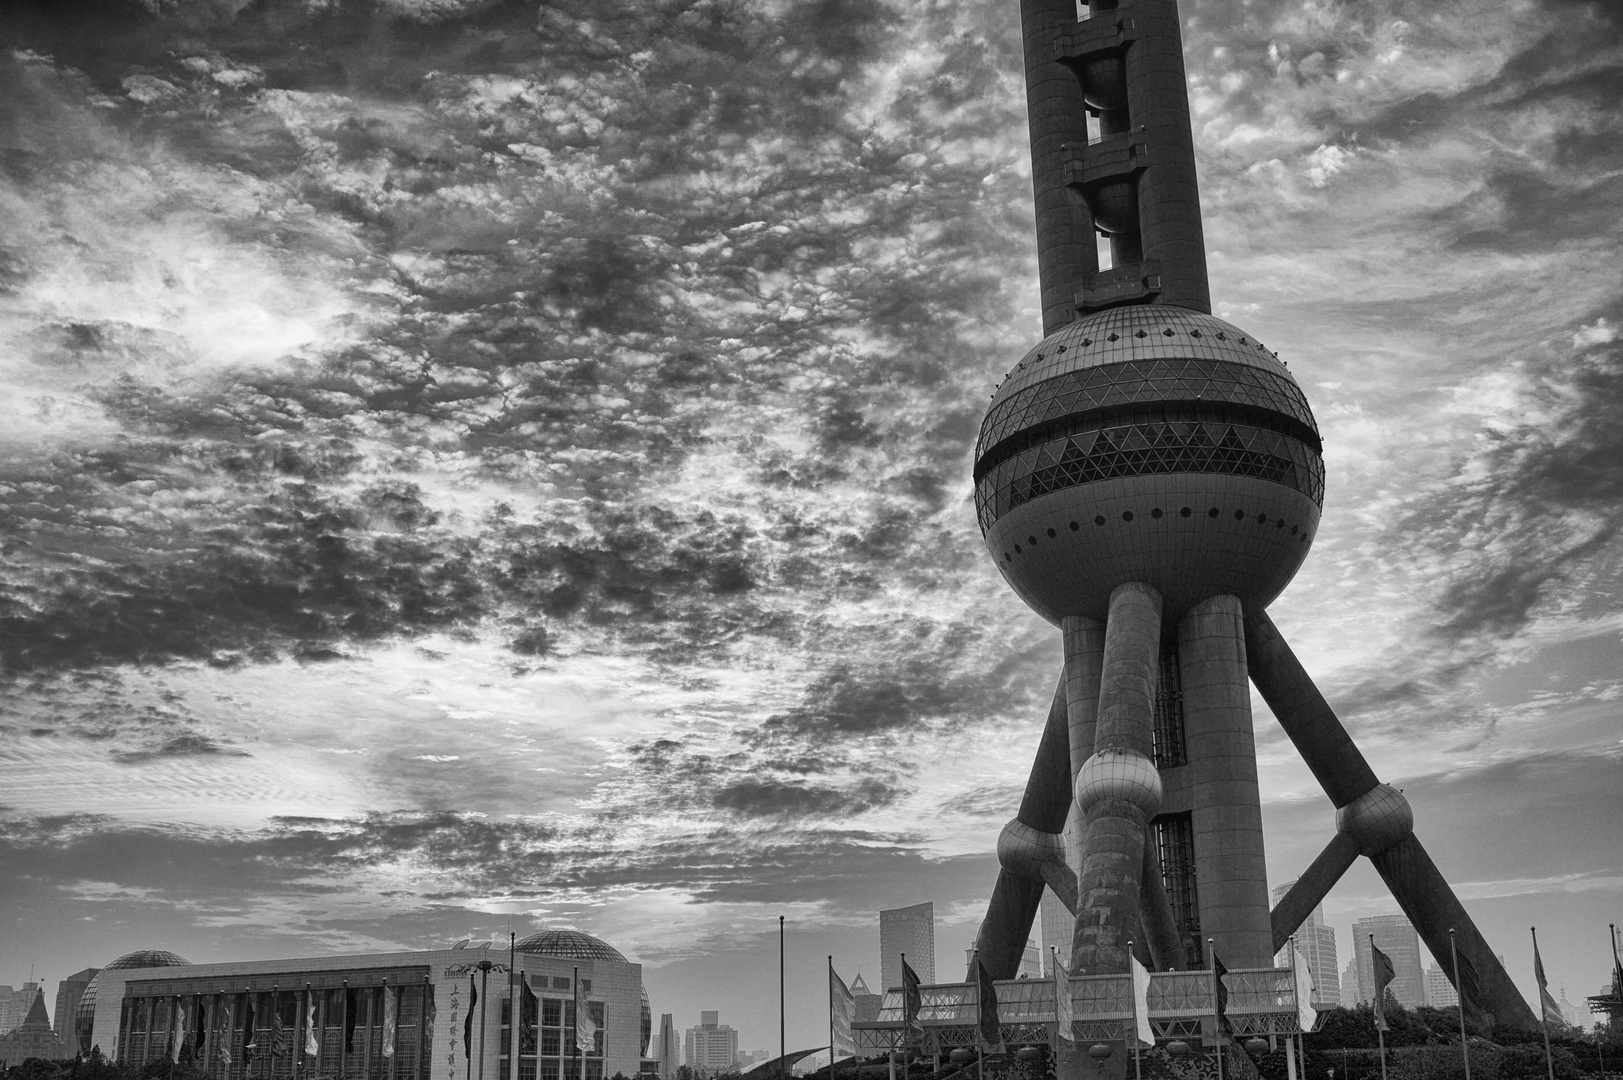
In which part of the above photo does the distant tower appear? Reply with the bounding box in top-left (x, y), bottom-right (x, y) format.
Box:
top-left (1427, 965), bottom-right (1459, 1008)
top-left (967, 0), bottom-right (1539, 1067)
top-left (657, 1014), bottom-right (678, 1080)
top-left (683, 1012), bottom-right (738, 1077)
top-left (1271, 880), bottom-right (1340, 1007)
top-left (1354, 914), bottom-right (1427, 1009)
top-left (879, 903), bottom-right (936, 990)
top-left (849, 975), bottom-right (882, 1023)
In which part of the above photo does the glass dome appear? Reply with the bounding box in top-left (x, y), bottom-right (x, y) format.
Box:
top-left (77, 951), bottom-right (191, 1052)
top-left (514, 930), bottom-right (628, 963)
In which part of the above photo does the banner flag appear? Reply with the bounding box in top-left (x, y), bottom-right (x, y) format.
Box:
top-left (271, 993), bottom-right (288, 1057)
top-left (1129, 954), bottom-right (1154, 1049)
top-left (1533, 933), bottom-right (1563, 1028)
top-left (520, 977), bottom-right (539, 1055)
top-left (828, 966), bottom-right (856, 1059)
top-left (305, 993), bottom-right (319, 1057)
top-left (976, 959), bottom-right (1001, 1052)
top-left (218, 1000), bottom-right (234, 1066)
top-left (901, 957), bottom-right (924, 1046)
top-left (174, 998), bottom-right (188, 1063)
top-left (1053, 951), bottom-right (1075, 1044)
top-left (464, 977), bottom-right (478, 1060)
top-left (243, 995), bottom-right (257, 1066)
top-left (382, 987), bottom-right (398, 1059)
top-left (1371, 943), bottom-right (1396, 1032)
top-left (195, 999), bottom-right (208, 1055)
top-left (574, 971), bottom-right (596, 1055)
top-left (1212, 951), bottom-right (1232, 1035)
top-left (344, 988), bottom-right (359, 1054)
top-left (1293, 946), bottom-right (1319, 1033)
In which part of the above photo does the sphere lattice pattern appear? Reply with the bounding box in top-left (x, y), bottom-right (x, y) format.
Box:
top-left (1075, 748), bottom-right (1163, 815)
top-left (976, 306), bottom-right (1325, 623)
top-left (515, 929), bottom-right (629, 963)
top-left (77, 950), bottom-right (191, 1051)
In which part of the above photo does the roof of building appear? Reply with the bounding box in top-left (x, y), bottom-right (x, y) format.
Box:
top-left (22, 994), bottom-right (50, 1028)
top-left (105, 951), bottom-right (191, 970)
top-left (514, 930), bottom-right (628, 964)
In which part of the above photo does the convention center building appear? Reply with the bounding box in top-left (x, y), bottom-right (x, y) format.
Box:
top-left (78, 931), bottom-right (655, 1080)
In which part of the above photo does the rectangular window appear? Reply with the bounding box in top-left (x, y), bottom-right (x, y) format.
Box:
top-left (541, 1063), bottom-right (560, 1080)
top-left (552, 978), bottom-right (571, 990)
top-left (585, 1062), bottom-right (603, 1080)
top-left (579, 981), bottom-right (591, 993)
top-left (1152, 638), bottom-right (1187, 768)
top-left (543, 999), bottom-right (561, 1027)
top-left (1154, 811), bottom-right (1202, 967)
top-left (542, 1031), bottom-right (561, 1056)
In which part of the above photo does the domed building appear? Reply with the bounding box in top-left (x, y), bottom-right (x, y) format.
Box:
top-left (76, 950), bottom-right (191, 1054)
top-left (80, 932), bottom-right (655, 1080)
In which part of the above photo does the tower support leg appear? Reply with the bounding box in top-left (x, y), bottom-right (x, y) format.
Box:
top-left (1180, 595), bottom-right (1272, 968)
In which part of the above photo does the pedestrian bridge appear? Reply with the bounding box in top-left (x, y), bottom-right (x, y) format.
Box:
top-left (851, 969), bottom-right (1319, 1052)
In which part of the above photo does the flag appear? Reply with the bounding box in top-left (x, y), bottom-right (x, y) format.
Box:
top-left (218, 1000), bottom-right (234, 1066)
top-left (519, 977), bottom-right (538, 1056)
top-left (382, 987), bottom-right (398, 1059)
top-left (344, 987), bottom-right (359, 1054)
top-left (272, 993), bottom-right (288, 1057)
top-left (305, 993), bottom-right (319, 1057)
top-left (195, 999), bottom-right (208, 1055)
top-left (464, 977), bottom-right (478, 1061)
top-left (242, 995), bottom-right (257, 1066)
top-left (1612, 926), bottom-right (1623, 998)
top-left (174, 998), bottom-right (188, 1063)
top-left (1371, 943), bottom-right (1396, 1033)
top-left (1129, 953), bottom-right (1154, 1050)
top-left (1293, 946), bottom-right (1319, 1034)
top-left (1053, 951), bottom-right (1075, 1045)
top-left (1212, 951), bottom-right (1232, 1035)
top-left (574, 996), bottom-right (596, 1054)
top-left (1533, 933), bottom-right (1563, 1029)
top-left (976, 959), bottom-right (1001, 1051)
top-left (901, 957), bottom-right (924, 1046)
top-left (829, 966), bottom-right (856, 1060)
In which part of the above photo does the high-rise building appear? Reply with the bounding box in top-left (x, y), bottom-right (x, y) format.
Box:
top-left (961, 0), bottom-right (1540, 1054)
top-left (879, 903), bottom-right (935, 990)
top-left (656, 1013), bottom-right (678, 1080)
top-left (54, 970), bottom-right (98, 1043)
top-left (1343, 958), bottom-right (1363, 1005)
top-left (0, 984), bottom-right (43, 1034)
top-left (682, 1011), bottom-right (738, 1077)
top-left (1354, 914), bottom-right (1426, 1009)
top-left (850, 974), bottom-right (882, 1024)
top-left (1039, 890), bottom-right (1074, 977)
top-left (1427, 966), bottom-right (1458, 1007)
top-left (1270, 881), bottom-right (1339, 1007)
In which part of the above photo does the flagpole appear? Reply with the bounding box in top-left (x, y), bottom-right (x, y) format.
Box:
top-left (572, 966), bottom-right (579, 1080)
top-left (1127, 940), bottom-right (1141, 1080)
top-left (510, 935), bottom-right (518, 1080)
top-left (1449, 929), bottom-right (1471, 1080)
top-left (1209, 939), bottom-right (1223, 1080)
top-left (1532, 928), bottom-right (1556, 1080)
top-left (1371, 937), bottom-right (1387, 1080)
top-left (479, 963), bottom-right (491, 1080)
top-left (828, 956), bottom-right (835, 1080)
top-left (780, 916), bottom-right (787, 1080)
top-left (972, 950), bottom-right (984, 1080)
top-left (1285, 938), bottom-right (1299, 1080)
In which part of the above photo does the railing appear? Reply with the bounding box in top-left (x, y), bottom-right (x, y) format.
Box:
top-left (851, 968), bottom-right (1315, 1051)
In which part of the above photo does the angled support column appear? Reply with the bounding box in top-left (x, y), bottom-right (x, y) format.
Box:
top-left (1244, 608), bottom-right (1538, 1032)
top-left (971, 673), bottom-right (1074, 979)
top-left (1140, 830), bottom-right (1186, 970)
top-left (1270, 832), bottom-right (1360, 953)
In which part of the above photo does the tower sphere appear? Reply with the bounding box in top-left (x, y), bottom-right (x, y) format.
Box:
top-left (975, 306), bottom-right (1324, 624)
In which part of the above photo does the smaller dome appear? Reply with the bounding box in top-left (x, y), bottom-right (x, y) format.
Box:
top-left (108, 950), bottom-right (191, 970)
top-left (78, 951), bottom-right (191, 1051)
top-left (515, 930), bottom-right (628, 964)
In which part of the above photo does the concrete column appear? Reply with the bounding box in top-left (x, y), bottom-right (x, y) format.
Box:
top-left (1178, 595), bottom-right (1272, 968)
top-left (1062, 615), bottom-right (1105, 874)
top-left (1070, 583), bottom-right (1163, 977)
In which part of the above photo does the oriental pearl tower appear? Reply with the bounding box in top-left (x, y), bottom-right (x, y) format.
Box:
top-left (965, 0), bottom-right (1538, 1062)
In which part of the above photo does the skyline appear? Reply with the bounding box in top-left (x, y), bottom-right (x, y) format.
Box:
top-left (2, 0), bottom-right (1621, 1060)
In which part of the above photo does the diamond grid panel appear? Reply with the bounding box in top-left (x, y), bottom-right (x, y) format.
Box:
top-left (976, 420), bottom-right (1325, 532)
top-left (978, 359), bottom-right (1317, 461)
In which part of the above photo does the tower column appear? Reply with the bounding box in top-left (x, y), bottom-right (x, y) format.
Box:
top-left (1062, 615), bottom-right (1105, 875)
top-left (1178, 594), bottom-right (1272, 967)
top-left (1070, 582), bottom-right (1164, 976)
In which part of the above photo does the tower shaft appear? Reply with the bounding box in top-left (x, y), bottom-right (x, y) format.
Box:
top-left (1020, 0), bottom-right (1210, 328)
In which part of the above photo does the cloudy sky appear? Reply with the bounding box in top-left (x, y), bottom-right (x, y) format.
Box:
top-left (1, 0), bottom-right (1620, 1053)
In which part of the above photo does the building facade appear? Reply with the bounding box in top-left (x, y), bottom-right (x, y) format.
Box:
top-left (849, 976), bottom-right (881, 1025)
top-left (879, 904), bottom-right (935, 991)
top-left (56, 969), bottom-right (99, 1043)
top-left (682, 1012), bottom-right (737, 1076)
top-left (1270, 882), bottom-right (1339, 1007)
top-left (655, 1014), bottom-right (677, 1080)
top-left (0, 993), bottom-right (68, 1065)
top-left (1353, 915), bottom-right (1426, 1009)
top-left (1039, 891), bottom-right (1074, 978)
top-left (1342, 958), bottom-right (1362, 1006)
top-left (83, 932), bottom-right (652, 1080)
top-left (1426, 966), bottom-right (1458, 1007)
top-left (0, 984), bottom-right (44, 1034)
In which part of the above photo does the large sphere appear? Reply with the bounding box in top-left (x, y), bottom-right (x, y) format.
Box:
top-left (976, 306), bottom-right (1323, 623)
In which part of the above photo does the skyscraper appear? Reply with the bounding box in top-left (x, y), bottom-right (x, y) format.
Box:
top-left (1427, 966), bottom-right (1458, 1008)
top-left (1354, 914), bottom-right (1426, 1009)
top-left (1343, 958), bottom-right (1363, 1006)
top-left (53, 970), bottom-right (97, 1044)
top-left (683, 1011), bottom-right (739, 1077)
top-left (1039, 889), bottom-right (1075, 976)
top-left (1271, 880), bottom-right (1339, 1007)
top-left (964, 0), bottom-right (1539, 1059)
top-left (879, 903), bottom-right (935, 990)
top-left (850, 974), bottom-right (882, 1024)
top-left (656, 1013), bottom-right (678, 1080)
